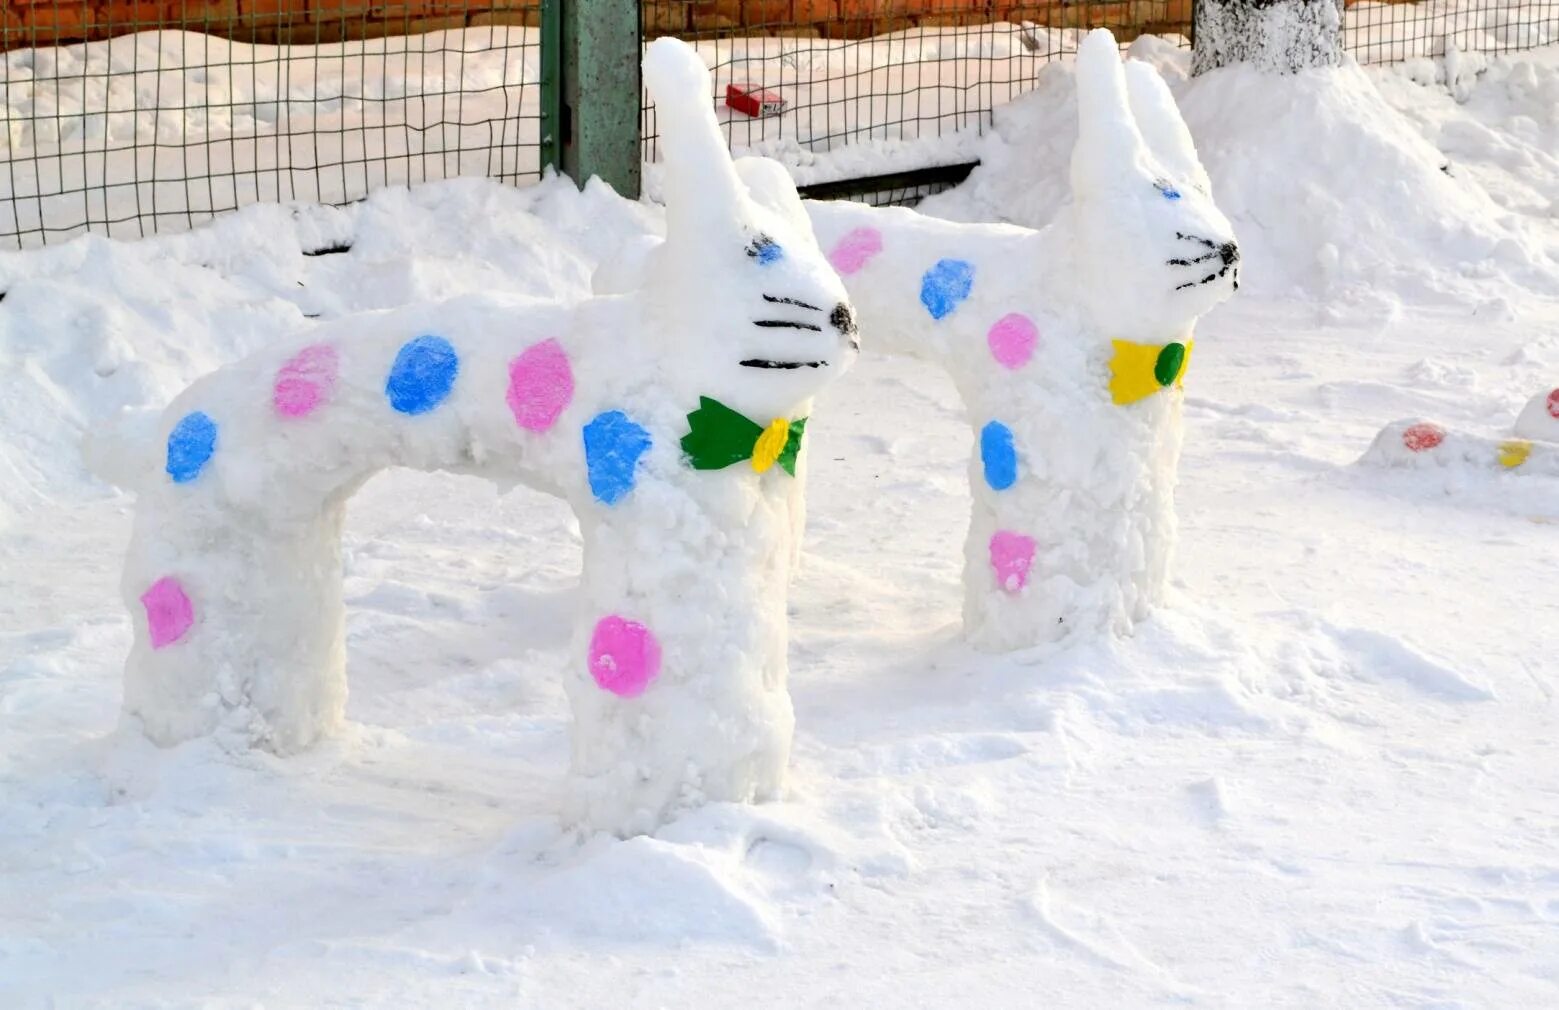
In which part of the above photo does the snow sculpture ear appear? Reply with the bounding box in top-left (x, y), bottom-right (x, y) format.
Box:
top-left (643, 37), bottom-right (750, 250)
top-left (1071, 29), bottom-right (1152, 194)
top-left (1123, 59), bottom-right (1212, 195)
top-left (734, 156), bottom-right (811, 235)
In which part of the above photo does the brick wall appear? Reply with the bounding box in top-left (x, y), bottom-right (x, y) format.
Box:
top-left (660, 0), bottom-right (1195, 41)
top-left (0, 0), bottom-right (540, 49)
top-left (2, 0), bottom-right (1396, 50)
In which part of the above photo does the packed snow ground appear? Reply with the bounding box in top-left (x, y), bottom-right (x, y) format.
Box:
top-left (4, 42), bottom-right (1559, 1010)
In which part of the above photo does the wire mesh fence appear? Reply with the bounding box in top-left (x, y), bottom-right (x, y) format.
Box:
top-left (639, 1), bottom-right (1191, 174)
top-left (2, 0), bottom-right (1558, 248)
top-left (1346, 0), bottom-right (1558, 63)
top-left (1, 1), bottom-right (544, 248)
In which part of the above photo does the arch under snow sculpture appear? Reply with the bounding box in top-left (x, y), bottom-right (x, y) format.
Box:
top-left (106, 38), bottom-right (860, 836)
top-left (803, 30), bottom-right (1241, 651)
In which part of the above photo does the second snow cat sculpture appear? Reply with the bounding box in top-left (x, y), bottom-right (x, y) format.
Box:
top-left (103, 38), bottom-right (859, 836)
top-left (808, 30), bottom-right (1240, 651)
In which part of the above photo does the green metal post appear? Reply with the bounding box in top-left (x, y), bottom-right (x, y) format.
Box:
top-left (539, 0), bottom-right (564, 175)
top-left (558, 0), bottom-right (642, 198)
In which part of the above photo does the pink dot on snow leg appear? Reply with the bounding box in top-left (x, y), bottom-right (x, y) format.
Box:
top-left (989, 531), bottom-right (1037, 594)
top-left (986, 313), bottom-right (1039, 369)
top-left (507, 338), bottom-right (575, 433)
top-left (827, 227), bottom-right (883, 276)
top-left (273, 343), bottom-right (339, 419)
top-left (588, 615), bottom-right (662, 698)
top-left (141, 576), bottom-right (194, 649)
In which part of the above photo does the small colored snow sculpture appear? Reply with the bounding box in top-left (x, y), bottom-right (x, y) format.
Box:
top-left (805, 30), bottom-right (1241, 650)
top-left (101, 38), bottom-right (858, 836)
top-left (1513, 387), bottom-right (1559, 444)
top-left (1360, 387), bottom-right (1559, 478)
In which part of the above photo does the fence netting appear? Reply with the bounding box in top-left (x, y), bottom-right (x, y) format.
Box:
top-left (1, 2), bottom-right (543, 248)
top-left (2, 0), bottom-right (1556, 248)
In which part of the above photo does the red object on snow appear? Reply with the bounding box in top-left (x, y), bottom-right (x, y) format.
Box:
top-left (1401, 423), bottom-right (1446, 453)
top-left (726, 84), bottom-right (785, 118)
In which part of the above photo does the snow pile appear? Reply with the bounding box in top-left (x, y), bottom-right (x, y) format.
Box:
top-left (806, 30), bottom-right (1238, 651)
top-left (925, 38), bottom-right (1559, 308)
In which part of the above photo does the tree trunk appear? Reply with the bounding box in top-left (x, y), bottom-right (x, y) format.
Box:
top-left (1192, 0), bottom-right (1346, 75)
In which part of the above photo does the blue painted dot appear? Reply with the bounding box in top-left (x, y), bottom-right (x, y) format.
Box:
top-left (1155, 180), bottom-right (1182, 200)
top-left (583, 410), bottom-right (652, 506)
top-left (748, 235), bottom-right (784, 266)
top-left (385, 335), bottom-right (459, 415)
top-left (166, 411), bottom-right (218, 484)
top-left (980, 420), bottom-right (1018, 492)
top-left (919, 259), bottom-right (975, 320)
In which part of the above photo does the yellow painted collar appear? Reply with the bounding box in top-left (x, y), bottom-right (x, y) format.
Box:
top-left (1108, 339), bottom-right (1194, 406)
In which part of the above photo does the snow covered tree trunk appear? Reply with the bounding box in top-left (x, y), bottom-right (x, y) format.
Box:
top-left (1192, 0), bottom-right (1345, 75)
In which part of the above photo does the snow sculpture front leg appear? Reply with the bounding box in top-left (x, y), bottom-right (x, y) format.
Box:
top-left (108, 38), bottom-right (860, 836)
top-left (807, 30), bottom-right (1240, 650)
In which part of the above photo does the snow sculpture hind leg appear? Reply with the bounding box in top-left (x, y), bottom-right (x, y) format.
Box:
top-left (804, 30), bottom-right (1239, 650)
top-left (111, 38), bottom-right (860, 834)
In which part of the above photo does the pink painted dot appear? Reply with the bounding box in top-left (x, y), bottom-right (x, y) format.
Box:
top-left (986, 313), bottom-right (1039, 369)
top-left (1547, 388), bottom-right (1559, 420)
top-left (140, 576), bottom-right (194, 649)
top-left (273, 343), bottom-right (339, 419)
top-left (827, 227), bottom-right (883, 276)
top-left (1402, 423), bottom-right (1446, 453)
top-left (588, 615), bottom-right (662, 698)
top-left (506, 338), bottom-right (574, 433)
top-left (989, 530), bottom-right (1037, 594)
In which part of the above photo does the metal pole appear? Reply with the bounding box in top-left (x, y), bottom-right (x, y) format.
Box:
top-left (558, 0), bottom-right (642, 198)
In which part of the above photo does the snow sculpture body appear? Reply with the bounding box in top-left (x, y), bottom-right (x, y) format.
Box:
top-left (109, 38), bottom-right (858, 835)
top-left (805, 30), bottom-right (1240, 651)
top-left (1361, 387), bottom-right (1559, 477)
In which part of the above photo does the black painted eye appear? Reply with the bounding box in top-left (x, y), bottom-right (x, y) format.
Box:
top-left (746, 234), bottom-right (783, 265)
top-left (1154, 179), bottom-right (1182, 201)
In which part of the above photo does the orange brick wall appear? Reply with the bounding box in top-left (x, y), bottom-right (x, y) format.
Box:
top-left (0, 0), bottom-right (540, 48)
top-left (0, 0), bottom-right (1397, 50)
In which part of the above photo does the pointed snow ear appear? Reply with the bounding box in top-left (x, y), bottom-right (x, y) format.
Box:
top-left (1071, 29), bottom-right (1151, 192)
top-left (642, 37), bottom-right (750, 247)
top-left (1123, 59), bottom-right (1212, 194)
top-left (733, 156), bottom-right (809, 234)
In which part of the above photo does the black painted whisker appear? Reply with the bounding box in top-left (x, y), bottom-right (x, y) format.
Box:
top-left (740, 358), bottom-right (828, 370)
top-left (754, 319), bottom-right (823, 332)
top-left (1167, 251), bottom-right (1219, 266)
top-left (1175, 231), bottom-right (1217, 249)
top-left (762, 294), bottom-right (823, 311)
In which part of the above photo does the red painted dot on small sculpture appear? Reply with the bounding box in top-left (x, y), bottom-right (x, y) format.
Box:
top-left (140, 576), bottom-right (194, 649)
top-left (1401, 423), bottom-right (1446, 453)
top-left (1546, 388), bottom-right (1559, 420)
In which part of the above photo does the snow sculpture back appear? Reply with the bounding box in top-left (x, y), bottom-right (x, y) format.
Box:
top-left (107, 37), bottom-right (859, 836)
top-left (805, 30), bottom-right (1240, 650)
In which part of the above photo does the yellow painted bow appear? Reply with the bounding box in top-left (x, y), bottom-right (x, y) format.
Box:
top-left (1109, 339), bottom-right (1194, 406)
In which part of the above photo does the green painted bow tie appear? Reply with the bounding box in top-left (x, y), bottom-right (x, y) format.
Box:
top-left (681, 396), bottom-right (808, 475)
